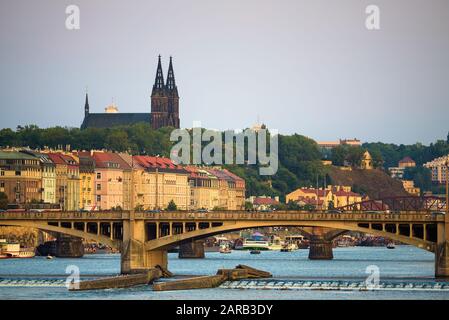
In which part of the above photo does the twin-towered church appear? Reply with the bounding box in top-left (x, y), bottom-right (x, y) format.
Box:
top-left (81, 56), bottom-right (180, 130)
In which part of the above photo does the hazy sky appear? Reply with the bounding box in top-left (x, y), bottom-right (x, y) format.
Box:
top-left (0, 0), bottom-right (448, 145)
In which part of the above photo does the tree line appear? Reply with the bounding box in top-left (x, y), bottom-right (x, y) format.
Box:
top-left (1, 124), bottom-right (447, 198)
top-left (0, 124), bottom-right (325, 200)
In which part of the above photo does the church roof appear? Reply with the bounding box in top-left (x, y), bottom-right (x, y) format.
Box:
top-left (81, 113), bottom-right (150, 129)
top-left (399, 156), bottom-right (415, 164)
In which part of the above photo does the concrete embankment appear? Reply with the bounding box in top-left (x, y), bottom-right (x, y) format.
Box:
top-left (153, 265), bottom-right (272, 291)
top-left (69, 269), bottom-right (161, 291)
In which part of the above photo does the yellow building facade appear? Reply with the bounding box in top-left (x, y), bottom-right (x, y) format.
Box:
top-left (287, 185), bottom-right (362, 209)
top-left (132, 156), bottom-right (190, 210)
top-left (47, 153), bottom-right (80, 211)
top-left (74, 153), bottom-right (95, 210)
top-left (0, 151), bottom-right (43, 205)
top-left (186, 167), bottom-right (220, 210)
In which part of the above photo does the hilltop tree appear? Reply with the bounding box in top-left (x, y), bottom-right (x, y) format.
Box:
top-left (331, 145), bottom-right (365, 167)
top-left (167, 200), bottom-right (177, 211)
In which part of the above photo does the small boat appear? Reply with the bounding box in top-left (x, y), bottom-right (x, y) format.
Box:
top-left (250, 250), bottom-right (261, 254)
top-left (46, 255), bottom-right (54, 259)
top-left (0, 240), bottom-right (35, 259)
top-left (386, 243), bottom-right (395, 249)
top-left (219, 243), bottom-right (232, 254)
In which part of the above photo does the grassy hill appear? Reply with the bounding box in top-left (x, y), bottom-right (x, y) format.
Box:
top-left (327, 167), bottom-right (409, 200)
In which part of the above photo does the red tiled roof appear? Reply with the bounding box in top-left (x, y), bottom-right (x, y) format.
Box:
top-left (47, 153), bottom-right (66, 165)
top-left (92, 152), bottom-right (131, 170)
top-left (399, 156), bottom-right (415, 164)
top-left (47, 153), bottom-right (78, 169)
top-left (205, 168), bottom-right (233, 181)
top-left (132, 155), bottom-right (184, 171)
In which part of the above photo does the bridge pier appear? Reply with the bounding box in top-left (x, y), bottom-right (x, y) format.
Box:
top-left (121, 219), bottom-right (168, 274)
top-left (308, 237), bottom-right (334, 260)
top-left (435, 223), bottom-right (449, 278)
top-left (55, 234), bottom-right (84, 258)
top-left (178, 240), bottom-right (205, 259)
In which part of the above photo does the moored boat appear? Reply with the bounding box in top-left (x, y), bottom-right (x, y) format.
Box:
top-left (234, 239), bottom-right (270, 251)
top-left (0, 239), bottom-right (35, 259)
top-left (219, 243), bottom-right (232, 254)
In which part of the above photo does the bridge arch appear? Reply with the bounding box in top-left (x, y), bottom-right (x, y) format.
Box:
top-left (0, 221), bottom-right (121, 249)
top-left (145, 221), bottom-right (435, 253)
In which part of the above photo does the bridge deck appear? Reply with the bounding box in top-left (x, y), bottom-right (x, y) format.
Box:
top-left (0, 210), bottom-right (443, 223)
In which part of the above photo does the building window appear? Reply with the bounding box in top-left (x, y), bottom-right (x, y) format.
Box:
top-left (96, 184), bottom-right (101, 191)
top-left (96, 195), bottom-right (101, 202)
top-left (97, 173), bottom-right (101, 179)
top-left (15, 171), bottom-right (21, 176)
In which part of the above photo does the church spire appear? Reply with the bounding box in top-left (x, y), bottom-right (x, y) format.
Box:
top-left (166, 56), bottom-right (177, 91)
top-left (84, 91), bottom-right (89, 116)
top-left (153, 55), bottom-right (165, 91)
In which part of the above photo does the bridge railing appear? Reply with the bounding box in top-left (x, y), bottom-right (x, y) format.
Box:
top-left (0, 210), bottom-right (443, 223)
top-left (138, 210), bottom-right (443, 222)
top-left (0, 211), bottom-right (125, 220)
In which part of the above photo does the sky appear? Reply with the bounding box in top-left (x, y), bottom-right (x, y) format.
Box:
top-left (0, 0), bottom-right (448, 145)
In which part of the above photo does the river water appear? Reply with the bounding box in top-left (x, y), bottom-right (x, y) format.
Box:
top-left (0, 246), bottom-right (448, 300)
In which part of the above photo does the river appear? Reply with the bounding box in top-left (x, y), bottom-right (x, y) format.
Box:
top-left (0, 245), bottom-right (448, 300)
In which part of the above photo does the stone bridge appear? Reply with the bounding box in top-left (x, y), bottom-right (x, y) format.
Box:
top-left (0, 210), bottom-right (448, 277)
